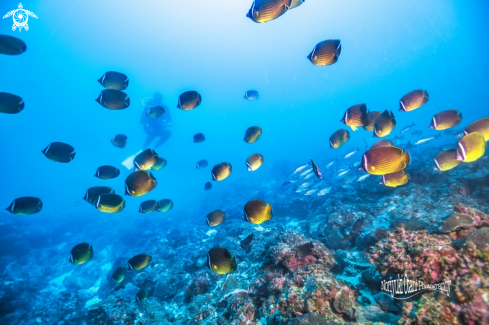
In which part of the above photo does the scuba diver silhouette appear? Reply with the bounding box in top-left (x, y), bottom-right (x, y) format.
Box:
top-left (140, 93), bottom-right (172, 149)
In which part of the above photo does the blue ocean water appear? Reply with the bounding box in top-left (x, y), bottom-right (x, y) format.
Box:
top-left (1, 1), bottom-right (489, 324)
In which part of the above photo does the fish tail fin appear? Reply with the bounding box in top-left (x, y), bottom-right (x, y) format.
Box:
top-left (70, 152), bottom-right (76, 161)
top-left (351, 126), bottom-right (357, 131)
top-left (126, 97), bottom-right (131, 107)
top-left (125, 79), bottom-right (129, 87)
top-left (403, 151), bottom-right (411, 166)
top-left (458, 112), bottom-right (462, 120)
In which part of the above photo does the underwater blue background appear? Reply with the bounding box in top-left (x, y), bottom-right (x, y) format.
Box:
top-left (1, 0), bottom-right (489, 323)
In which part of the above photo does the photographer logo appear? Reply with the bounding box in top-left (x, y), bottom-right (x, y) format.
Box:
top-left (3, 3), bottom-right (38, 32)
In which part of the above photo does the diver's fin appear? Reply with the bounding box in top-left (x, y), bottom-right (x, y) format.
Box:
top-left (121, 150), bottom-right (142, 170)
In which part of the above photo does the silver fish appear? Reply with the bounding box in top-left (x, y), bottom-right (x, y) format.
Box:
top-left (296, 187), bottom-right (307, 193)
top-left (351, 161), bottom-right (361, 168)
top-left (325, 160), bottom-right (336, 168)
top-left (453, 131), bottom-right (464, 138)
top-left (336, 165), bottom-right (351, 172)
top-left (400, 123), bottom-right (416, 134)
top-left (344, 175), bottom-right (357, 184)
top-left (415, 137), bottom-right (434, 145)
top-left (304, 189), bottom-right (318, 196)
top-left (293, 164), bottom-right (309, 174)
top-left (342, 184), bottom-right (356, 190)
top-left (343, 148), bottom-right (359, 159)
top-left (300, 168), bottom-right (313, 177)
top-left (304, 173), bottom-right (315, 180)
top-left (357, 174), bottom-right (370, 181)
top-left (336, 169), bottom-right (351, 177)
top-left (299, 182), bottom-right (313, 188)
top-left (318, 187), bottom-right (332, 196)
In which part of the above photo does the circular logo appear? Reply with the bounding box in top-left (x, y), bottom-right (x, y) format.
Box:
top-left (13, 9), bottom-right (28, 28)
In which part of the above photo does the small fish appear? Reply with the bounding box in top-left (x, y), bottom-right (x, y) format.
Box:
top-left (456, 132), bottom-right (486, 162)
top-left (193, 133), bottom-right (206, 143)
top-left (342, 184), bottom-right (356, 190)
top-left (344, 175), bottom-right (357, 184)
top-left (296, 187), bottom-right (306, 193)
top-left (325, 160), bottom-right (336, 168)
top-left (151, 157), bottom-right (167, 171)
top-left (112, 267), bottom-right (127, 283)
top-left (136, 288), bottom-right (148, 302)
top-left (310, 159), bottom-right (322, 179)
top-left (343, 147), bottom-right (359, 159)
top-left (196, 159), bottom-right (209, 169)
top-left (403, 140), bottom-right (416, 149)
top-left (244, 126), bottom-right (262, 144)
top-left (336, 169), bottom-right (351, 177)
top-left (308, 39), bottom-right (342, 66)
top-left (134, 149), bottom-right (159, 171)
top-left (393, 134), bottom-right (405, 141)
top-left (128, 254), bottom-right (152, 271)
top-left (206, 209), bottom-right (226, 226)
top-left (340, 104), bottom-right (369, 131)
top-left (246, 153), bottom-right (264, 171)
top-left (97, 71), bottom-right (129, 90)
top-left (212, 163), bottom-right (232, 181)
top-left (157, 199), bottom-right (174, 213)
top-left (244, 90), bottom-right (259, 100)
top-left (459, 183), bottom-right (473, 196)
top-left (125, 170), bottom-right (157, 197)
top-left (69, 243), bottom-right (94, 265)
top-left (443, 129), bottom-right (461, 136)
top-left (359, 146), bottom-right (411, 175)
top-left (429, 110), bottom-right (462, 130)
top-left (336, 165), bottom-right (351, 172)
top-left (94, 193), bottom-right (125, 213)
top-left (207, 247), bottom-right (237, 275)
top-left (351, 161), bottom-right (361, 168)
top-left (371, 139), bottom-right (394, 149)
top-left (399, 122), bottom-right (416, 134)
top-left (246, 0), bottom-right (292, 23)
top-left (412, 130), bottom-right (423, 137)
top-left (304, 189), bottom-right (318, 195)
top-left (177, 91), bottom-right (201, 111)
top-left (363, 111), bottom-right (382, 131)
top-left (329, 129), bottom-right (350, 149)
top-left (433, 149), bottom-right (462, 171)
top-left (415, 134), bottom-right (442, 145)
top-left (147, 105), bottom-right (165, 118)
top-left (299, 181), bottom-right (313, 188)
top-left (96, 89), bottom-right (130, 110)
top-left (454, 130), bottom-right (465, 138)
top-left (0, 35), bottom-right (26, 55)
top-left (381, 170), bottom-right (409, 187)
top-left (111, 134), bottom-right (128, 148)
top-left (357, 174), bottom-right (370, 182)
top-left (373, 110), bottom-right (396, 138)
top-left (0, 92), bottom-right (24, 114)
top-left (317, 187), bottom-right (332, 195)
top-left (83, 186), bottom-right (114, 205)
top-left (244, 199), bottom-right (273, 224)
top-left (293, 164), bottom-right (309, 174)
top-left (205, 182), bottom-right (212, 190)
top-left (464, 117), bottom-right (489, 142)
top-left (399, 89), bottom-right (429, 112)
top-left (94, 165), bottom-right (120, 180)
top-left (42, 142), bottom-right (76, 163)
top-left (5, 197), bottom-right (43, 215)
top-left (139, 200), bottom-right (158, 214)
top-left (300, 168), bottom-right (312, 176)
top-left (303, 173), bottom-right (314, 180)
